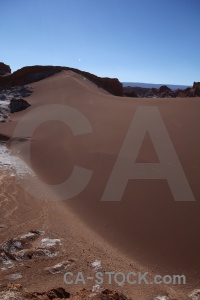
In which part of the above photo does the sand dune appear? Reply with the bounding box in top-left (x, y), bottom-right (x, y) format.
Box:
top-left (0, 70), bottom-right (200, 299)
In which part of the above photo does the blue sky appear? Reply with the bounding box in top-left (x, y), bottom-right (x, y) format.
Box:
top-left (0, 0), bottom-right (199, 85)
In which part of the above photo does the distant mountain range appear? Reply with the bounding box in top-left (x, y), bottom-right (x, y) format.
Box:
top-left (122, 82), bottom-right (191, 91)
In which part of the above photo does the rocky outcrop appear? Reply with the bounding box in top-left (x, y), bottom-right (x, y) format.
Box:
top-left (123, 82), bottom-right (200, 98)
top-left (0, 231), bottom-right (63, 268)
top-left (9, 98), bottom-right (31, 113)
top-left (72, 289), bottom-right (131, 300)
top-left (0, 133), bottom-right (10, 142)
top-left (0, 86), bottom-right (33, 122)
top-left (159, 85), bottom-right (171, 94)
top-left (193, 81), bottom-right (200, 90)
top-left (30, 287), bottom-right (70, 299)
top-left (76, 71), bottom-right (122, 96)
top-left (123, 86), bottom-right (138, 97)
top-left (123, 86), bottom-right (151, 98)
top-left (0, 65), bottom-right (63, 87)
top-left (0, 62), bottom-right (11, 76)
top-left (0, 284), bottom-right (70, 300)
top-left (0, 65), bottom-right (123, 96)
top-left (0, 284), bottom-right (131, 300)
top-left (189, 82), bottom-right (200, 97)
top-left (0, 86), bottom-right (33, 101)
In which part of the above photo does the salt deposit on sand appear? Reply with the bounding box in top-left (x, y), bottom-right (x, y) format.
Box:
top-left (0, 144), bottom-right (35, 177)
top-left (91, 260), bottom-right (102, 271)
top-left (6, 273), bottom-right (23, 280)
top-left (0, 100), bottom-right (9, 122)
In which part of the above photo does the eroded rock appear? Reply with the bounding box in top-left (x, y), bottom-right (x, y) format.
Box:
top-left (0, 285), bottom-right (132, 300)
top-left (0, 231), bottom-right (62, 269)
top-left (9, 98), bottom-right (31, 113)
top-left (123, 82), bottom-right (200, 98)
top-left (0, 62), bottom-right (11, 76)
top-left (0, 86), bottom-right (33, 121)
top-left (71, 288), bottom-right (131, 300)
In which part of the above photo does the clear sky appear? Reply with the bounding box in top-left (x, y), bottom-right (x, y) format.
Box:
top-left (0, 0), bottom-right (199, 85)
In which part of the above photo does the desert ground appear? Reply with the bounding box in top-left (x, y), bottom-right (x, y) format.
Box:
top-left (0, 71), bottom-right (200, 299)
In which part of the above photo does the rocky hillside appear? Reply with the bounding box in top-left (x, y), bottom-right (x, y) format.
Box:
top-left (0, 65), bottom-right (123, 96)
top-left (0, 86), bottom-right (32, 122)
top-left (0, 62), bottom-right (11, 76)
top-left (123, 82), bottom-right (200, 98)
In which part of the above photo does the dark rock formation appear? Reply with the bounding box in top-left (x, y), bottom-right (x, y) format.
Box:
top-left (9, 98), bottom-right (31, 113)
top-left (123, 86), bottom-right (152, 98)
top-left (0, 65), bottom-right (63, 87)
top-left (192, 82), bottom-right (200, 96)
top-left (0, 284), bottom-right (70, 299)
top-left (0, 285), bottom-right (132, 300)
top-left (123, 86), bottom-right (138, 97)
top-left (0, 62), bottom-right (11, 76)
top-left (0, 86), bottom-right (33, 101)
top-left (0, 65), bottom-right (123, 96)
top-left (143, 89), bottom-right (156, 98)
top-left (80, 73), bottom-right (122, 96)
top-left (69, 289), bottom-right (131, 299)
top-left (31, 287), bottom-right (70, 299)
top-left (177, 82), bottom-right (200, 97)
top-left (123, 82), bottom-right (200, 98)
top-left (99, 289), bottom-right (131, 300)
top-left (159, 85), bottom-right (172, 93)
top-left (16, 86), bottom-right (33, 97)
top-left (193, 81), bottom-right (200, 90)
top-left (0, 86), bottom-right (33, 122)
top-left (0, 133), bottom-right (10, 142)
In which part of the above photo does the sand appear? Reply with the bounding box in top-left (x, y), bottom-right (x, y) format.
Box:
top-left (0, 70), bottom-right (200, 299)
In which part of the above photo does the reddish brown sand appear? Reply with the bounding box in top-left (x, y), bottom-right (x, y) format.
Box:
top-left (0, 71), bottom-right (200, 299)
